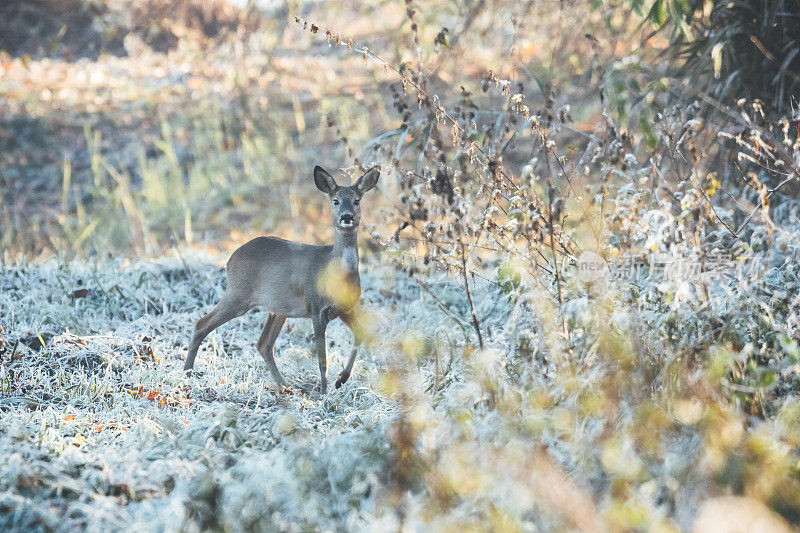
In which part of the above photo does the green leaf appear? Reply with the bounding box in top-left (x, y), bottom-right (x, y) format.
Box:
top-left (645, 0), bottom-right (666, 26)
top-left (639, 114), bottom-right (657, 150)
top-left (756, 369), bottom-right (778, 389)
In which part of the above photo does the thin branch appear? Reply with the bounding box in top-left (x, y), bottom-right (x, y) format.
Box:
top-left (733, 175), bottom-right (795, 235)
top-left (459, 240), bottom-right (485, 350)
top-left (689, 171), bottom-right (737, 235)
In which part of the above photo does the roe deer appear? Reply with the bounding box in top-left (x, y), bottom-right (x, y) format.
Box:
top-left (184, 165), bottom-right (380, 393)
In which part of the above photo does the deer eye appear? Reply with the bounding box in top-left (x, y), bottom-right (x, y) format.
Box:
top-left (333, 199), bottom-right (339, 205)
top-left (354, 199), bottom-right (360, 206)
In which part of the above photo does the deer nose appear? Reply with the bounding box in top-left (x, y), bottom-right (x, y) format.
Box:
top-left (340, 214), bottom-right (354, 227)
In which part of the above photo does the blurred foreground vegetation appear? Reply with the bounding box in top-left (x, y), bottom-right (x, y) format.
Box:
top-left (1, 0), bottom-right (800, 531)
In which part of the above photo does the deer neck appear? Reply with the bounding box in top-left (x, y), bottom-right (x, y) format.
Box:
top-left (333, 228), bottom-right (359, 276)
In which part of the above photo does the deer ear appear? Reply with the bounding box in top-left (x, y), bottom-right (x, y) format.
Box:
top-left (313, 166), bottom-right (337, 194)
top-left (354, 166), bottom-right (380, 195)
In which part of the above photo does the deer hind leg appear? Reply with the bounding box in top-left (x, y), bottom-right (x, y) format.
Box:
top-left (256, 313), bottom-right (287, 390)
top-left (185, 294), bottom-right (250, 373)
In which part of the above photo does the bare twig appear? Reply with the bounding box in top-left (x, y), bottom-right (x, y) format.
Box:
top-left (459, 240), bottom-right (485, 349)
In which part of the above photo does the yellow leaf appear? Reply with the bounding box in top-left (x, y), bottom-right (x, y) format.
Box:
top-left (711, 43), bottom-right (724, 79)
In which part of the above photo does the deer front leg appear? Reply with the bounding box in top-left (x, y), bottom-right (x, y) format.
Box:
top-left (336, 310), bottom-right (362, 389)
top-left (313, 310), bottom-right (331, 394)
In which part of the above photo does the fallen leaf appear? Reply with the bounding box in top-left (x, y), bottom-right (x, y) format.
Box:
top-left (72, 288), bottom-right (89, 299)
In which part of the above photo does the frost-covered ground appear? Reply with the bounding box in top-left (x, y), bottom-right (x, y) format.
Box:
top-left (0, 253), bottom-right (520, 531)
top-left (2, 241), bottom-right (799, 531)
